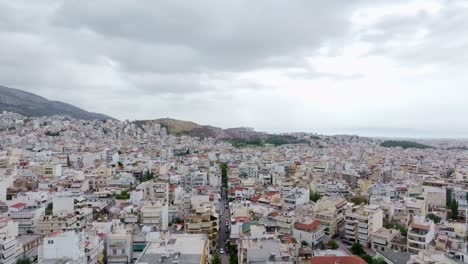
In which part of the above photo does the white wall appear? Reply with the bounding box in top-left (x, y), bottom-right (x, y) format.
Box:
top-left (53, 196), bottom-right (74, 215)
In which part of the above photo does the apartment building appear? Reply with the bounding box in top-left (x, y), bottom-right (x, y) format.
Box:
top-left (136, 232), bottom-right (209, 264)
top-left (344, 205), bottom-right (383, 246)
top-left (239, 238), bottom-right (296, 264)
top-left (39, 230), bottom-right (86, 264)
top-left (138, 180), bottom-right (169, 202)
top-left (293, 219), bottom-right (325, 248)
top-left (435, 223), bottom-right (467, 254)
top-left (0, 217), bottom-right (19, 264)
top-left (107, 223), bottom-right (133, 264)
top-left (371, 228), bottom-right (398, 252)
top-left (36, 214), bottom-right (80, 235)
top-left (184, 202), bottom-right (218, 251)
top-left (7, 205), bottom-right (44, 234)
top-left (140, 201), bottom-right (169, 230)
top-left (407, 216), bottom-right (435, 254)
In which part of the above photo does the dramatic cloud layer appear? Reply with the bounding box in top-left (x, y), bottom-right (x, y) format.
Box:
top-left (1, 0), bottom-right (467, 137)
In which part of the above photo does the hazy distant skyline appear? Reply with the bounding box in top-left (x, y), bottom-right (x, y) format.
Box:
top-left (1, 0), bottom-right (468, 138)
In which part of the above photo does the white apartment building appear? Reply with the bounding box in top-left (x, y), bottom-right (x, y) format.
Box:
top-left (140, 201), bottom-right (169, 230)
top-left (293, 219), bottom-right (325, 248)
top-left (344, 205), bottom-right (383, 246)
top-left (407, 216), bottom-right (435, 254)
top-left (39, 230), bottom-right (86, 264)
top-left (107, 223), bottom-right (133, 264)
top-left (0, 217), bottom-right (19, 264)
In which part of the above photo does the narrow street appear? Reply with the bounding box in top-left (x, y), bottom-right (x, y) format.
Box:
top-left (219, 187), bottom-right (230, 264)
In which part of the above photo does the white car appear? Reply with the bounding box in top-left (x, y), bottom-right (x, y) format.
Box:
top-left (220, 248), bottom-right (225, 254)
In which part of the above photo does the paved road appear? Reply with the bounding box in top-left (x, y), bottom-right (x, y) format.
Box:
top-left (219, 187), bottom-right (230, 264)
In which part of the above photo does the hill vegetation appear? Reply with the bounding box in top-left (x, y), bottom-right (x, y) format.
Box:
top-left (226, 135), bottom-right (308, 147)
top-left (380, 140), bottom-right (433, 149)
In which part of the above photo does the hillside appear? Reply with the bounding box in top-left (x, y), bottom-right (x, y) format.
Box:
top-left (134, 118), bottom-right (305, 146)
top-left (0, 85), bottom-right (114, 120)
top-left (380, 140), bottom-right (433, 149)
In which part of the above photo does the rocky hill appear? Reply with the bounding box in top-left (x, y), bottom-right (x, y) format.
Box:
top-left (0, 85), bottom-right (114, 120)
top-left (134, 118), bottom-right (308, 146)
top-left (135, 118), bottom-right (269, 139)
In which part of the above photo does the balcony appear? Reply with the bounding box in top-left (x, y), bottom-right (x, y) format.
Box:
top-left (358, 222), bottom-right (368, 228)
top-left (408, 237), bottom-right (426, 244)
top-left (187, 223), bottom-right (202, 230)
top-left (358, 228), bottom-right (368, 235)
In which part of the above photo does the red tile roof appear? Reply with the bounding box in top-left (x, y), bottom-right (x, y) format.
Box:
top-left (10, 202), bottom-right (27, 209)
top-left (268, 212), bottom-right (279, 217)
top-left (47, 230), bottom-right (63, 238)
top-left (311, 256), bottom-right (367, 264)
top-left (250, 195), bottom-right (261, 202)
top-left (294, 220), bottom-right (321, 232)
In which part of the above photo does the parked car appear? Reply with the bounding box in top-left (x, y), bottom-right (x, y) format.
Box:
top-left (220, 248), bottom-right (225, 254)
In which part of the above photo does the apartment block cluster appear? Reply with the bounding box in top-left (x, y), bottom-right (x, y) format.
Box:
top-left (1, 111), bottom-right (468, 264)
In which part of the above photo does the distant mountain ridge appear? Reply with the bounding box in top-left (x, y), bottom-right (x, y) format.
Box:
top-left (135, 118), bottom-right (269, 139)
top-left (0, 85), bottom-right (114, 120)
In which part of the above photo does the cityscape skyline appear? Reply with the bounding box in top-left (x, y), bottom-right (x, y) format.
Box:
top-left (1, 0), bottom-right (468, 138)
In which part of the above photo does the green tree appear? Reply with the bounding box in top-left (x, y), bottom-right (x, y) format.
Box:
top-left (310, 191), bottom-right (321, 203)
top-left (220, 162), bottom-right (228, 188)
top-left (450, 199), bottom-right (459, 220)
top-left (229, 253), bottom-right (238, 264)
top-left (117, 161), bottom-right (123, 167)
top-left (362, 255), bottom-right (373, 264)
top-left (301, 240), bottom-right (309, 247)
top-left (212, 254), bottom-right (221, 264)
top-left (327, 240), bottom-right (339, 249)
top-left (115, 190), bottom-right (130, 200)
top-left (349, 242), bottom-right (365, 256)
top-left (426, 213), bottom-right (441, 224)
top-left (142, 170), bottom-right (154, 182)
top-left (350, 195), bottom-right (369, 205)
top-left (45, 203), bottom-right (53, 215)
top-left (16, 257), bottom-right (32, 264)
top-left (373, 257), bottom-right (386, 264)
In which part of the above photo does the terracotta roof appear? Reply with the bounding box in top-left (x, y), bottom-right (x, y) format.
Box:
top-left (294, 220), bottom-right (321, 232)
top-left (311, 256), bottom-right (367, 264)
top-left (268, 212), bottom-right (279, 217)
top-left (234, 216), bottom-right (250, 222)
top-left (47, 230), bottom-right (63, 238)
top-left (250, 195), bottom-right (261, 202)
top-left (411, 223), bottom-right (429, 230)
top-left (10, 202), bottom-right (27, 209)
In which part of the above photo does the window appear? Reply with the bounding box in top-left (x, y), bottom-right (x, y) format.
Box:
top-left (48, 240), bottom-right (54, 244)
top-left (113, 249), bottom-right (117, 255)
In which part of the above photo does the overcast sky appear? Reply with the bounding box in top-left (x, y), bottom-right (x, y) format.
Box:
top-left (1, 0), bottom-right (467, 137)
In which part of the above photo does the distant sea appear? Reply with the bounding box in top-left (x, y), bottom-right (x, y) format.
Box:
top-left (311, 127), bottom-right (468, 139)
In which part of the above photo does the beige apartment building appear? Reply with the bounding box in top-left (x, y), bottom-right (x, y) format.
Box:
top-left (344, 205), bottom-right (383, 246)
top-left (184, 202), bottom-right (218, 251)
top-left (36, 214), bottom-right (81, 235)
